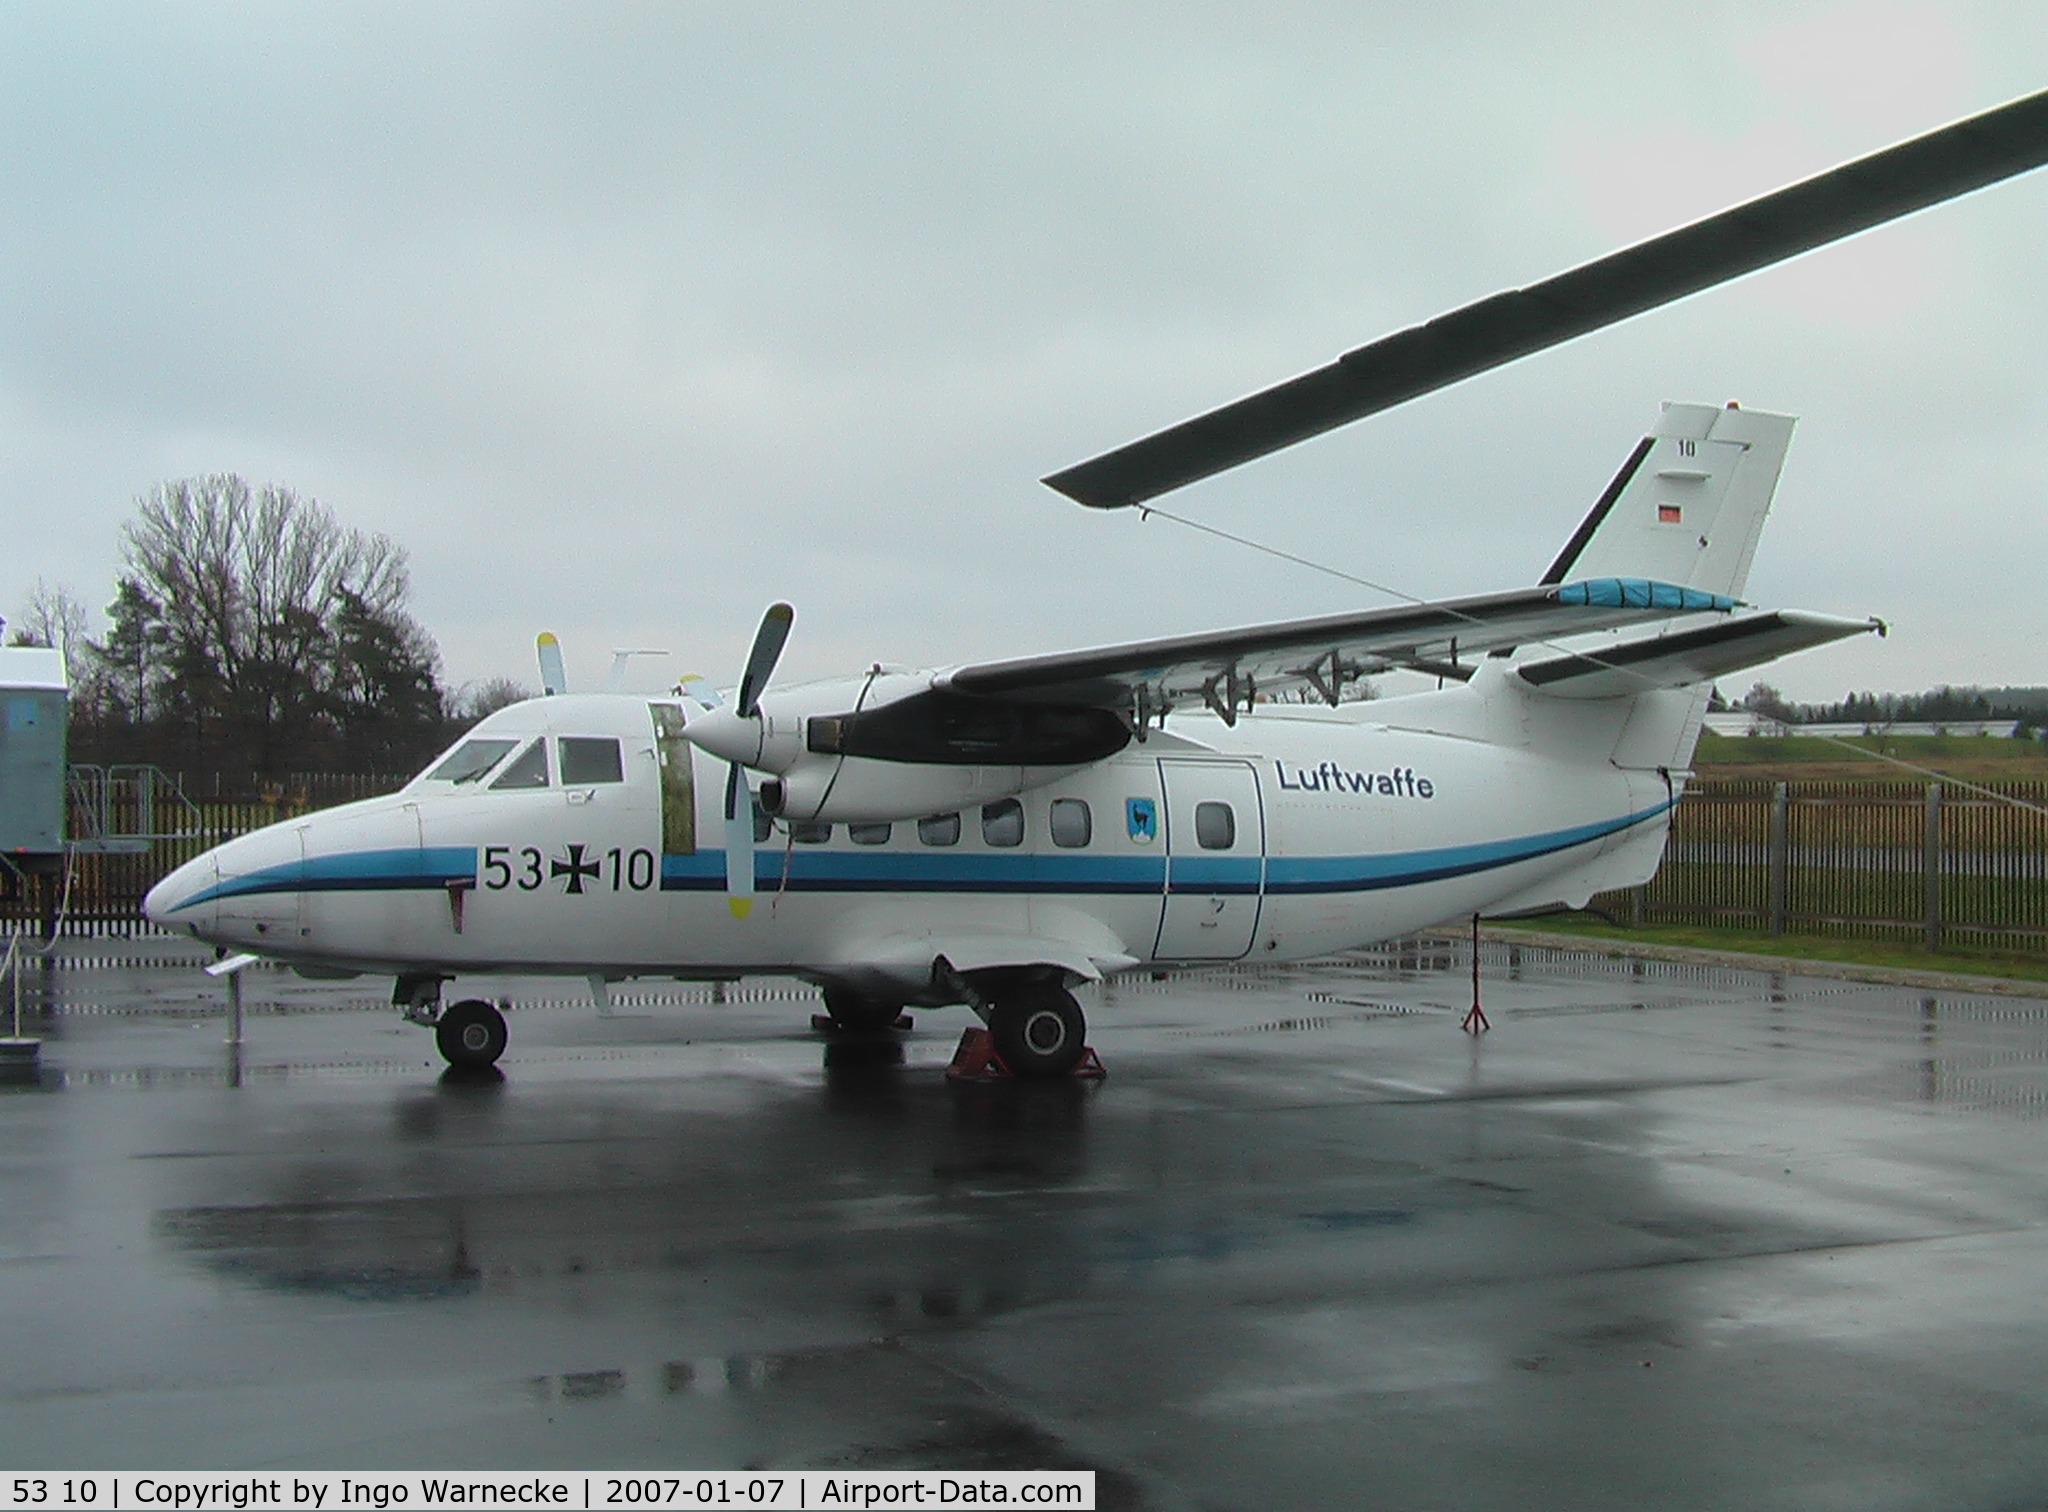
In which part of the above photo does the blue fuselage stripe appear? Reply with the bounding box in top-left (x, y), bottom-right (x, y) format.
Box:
top-left (171, 802), bottom-right (1671, 910)
top-left (176, 847), bottom-right (478, 909)
top-left (1264, 800), bottom-right (1671, 894)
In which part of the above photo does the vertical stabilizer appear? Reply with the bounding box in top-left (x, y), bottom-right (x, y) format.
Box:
top-left (1542, 403), bottom-right (1795, 600)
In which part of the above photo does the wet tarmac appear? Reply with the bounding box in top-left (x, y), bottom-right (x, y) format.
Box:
top-left (5, 936), bottom-right (2048, 1508)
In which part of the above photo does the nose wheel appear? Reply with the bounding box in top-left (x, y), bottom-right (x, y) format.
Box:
top-left (436, 999), bottom-right (508, 1069)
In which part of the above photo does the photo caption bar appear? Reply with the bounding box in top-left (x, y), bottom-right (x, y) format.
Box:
top-left (5, 1476), bottom-right (1094, 1511)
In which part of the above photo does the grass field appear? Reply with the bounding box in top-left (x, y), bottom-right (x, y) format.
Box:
top-left (1694, 730), bottom-right (2048, 781)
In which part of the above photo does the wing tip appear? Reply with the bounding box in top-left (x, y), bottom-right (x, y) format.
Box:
top-left (1041, 467), bottom-right (1131, 510)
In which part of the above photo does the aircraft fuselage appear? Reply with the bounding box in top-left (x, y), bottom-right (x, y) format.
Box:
top-left (145, 675), bottom-right (1675, 1003)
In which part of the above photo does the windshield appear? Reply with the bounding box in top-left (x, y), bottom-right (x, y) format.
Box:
top-left (425, 738), bottom-right (519, 785)
top-left (490, 739), bottom-right (551, 790)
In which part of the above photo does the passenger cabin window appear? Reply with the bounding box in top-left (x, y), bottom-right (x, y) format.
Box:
top-left (849, 822), bottom-right (891, 846)
top-left (982, 799), bottom-right (1024, 848)
top-left (428, 738), bottom-right (517, 785)
top-left (918, 812), bottom-right (961, 847)
top-left (791, 819), bottom-right (832, 844)
top-left (1049, 798), bottom-right (1091, 848)
top-left (490, 739), bottom-right (551, 790)
top-left (559, 736), bottom-right (624, 785)
top-left (1195, 800), bottom-right (1236, 850)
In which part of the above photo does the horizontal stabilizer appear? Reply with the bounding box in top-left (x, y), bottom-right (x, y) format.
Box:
top-left (1513, 611), bottom-right (1880, 700)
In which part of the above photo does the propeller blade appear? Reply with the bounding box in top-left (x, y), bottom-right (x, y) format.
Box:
top-left (735, 603), bottom-right (795, 718)
top-left (536, 632), bottom-right (567, 696)
top-left (1043, 88), bottom-right (2048, 510)
top-left (723, 762), bottom-right (757, 920)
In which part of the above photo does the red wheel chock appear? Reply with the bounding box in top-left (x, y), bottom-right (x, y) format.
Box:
top-left (944, 1027), bottom-right (1106, 1082)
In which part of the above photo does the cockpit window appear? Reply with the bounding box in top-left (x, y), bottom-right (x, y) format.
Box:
top-left (559, 737), bottom-right (624, 785)
top-left (490, 739), bottom-right (551, 790)
top-left (427, 738), bottom-right (518, 785)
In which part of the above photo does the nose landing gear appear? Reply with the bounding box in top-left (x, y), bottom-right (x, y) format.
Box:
top-left (436, 999), bottom-right (509, 1069)
top-left (394, 974), bottom-right (508, 1070)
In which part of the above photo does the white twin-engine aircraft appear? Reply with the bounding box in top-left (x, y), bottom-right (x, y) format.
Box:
top-left (146, 91), bottom-right (2048, 1076)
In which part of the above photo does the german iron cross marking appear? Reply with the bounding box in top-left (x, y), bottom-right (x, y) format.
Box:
top-left (551, 844), bottom-right (601, 894)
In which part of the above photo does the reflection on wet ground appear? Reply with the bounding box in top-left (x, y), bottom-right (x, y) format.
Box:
top-left (6, 938), bottom-right (2048, 1506)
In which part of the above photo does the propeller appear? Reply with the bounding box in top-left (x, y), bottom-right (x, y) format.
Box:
top-left (721, 762), bottom-right (757, 920)
top-left (683, 604), bottom-right (796, 919)
top-left (536, 632), bottom-right (567, 696)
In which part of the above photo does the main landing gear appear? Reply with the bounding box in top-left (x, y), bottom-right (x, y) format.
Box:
top-left (818, 985), bottom-right (910, 1034)
top-left (984, 979), bottom-right (1088, 1078)
top-left (815, 971), bottom-right (1100, 1079)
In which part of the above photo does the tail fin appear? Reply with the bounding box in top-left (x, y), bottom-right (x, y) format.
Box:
top-left (1541, 403), bottom-right (1795, 600)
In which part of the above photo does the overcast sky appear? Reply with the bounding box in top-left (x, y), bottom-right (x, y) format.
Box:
top-left (5, 3), bottom-right (2047, 705)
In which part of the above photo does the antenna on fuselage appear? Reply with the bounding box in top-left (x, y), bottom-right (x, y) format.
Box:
top-left (605, 648), bottom-right (671, 694)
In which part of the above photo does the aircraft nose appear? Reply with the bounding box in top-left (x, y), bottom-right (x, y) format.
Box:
top-left (143, 852), bottom-right (215, 929)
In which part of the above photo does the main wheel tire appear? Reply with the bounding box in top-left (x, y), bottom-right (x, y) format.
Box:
top-left (436, 999), bottom-right (508, 1069)
top-left (988, 983), bottom-right (1086, 1078)
top-left (821, 985), bottom-right (903, 1033)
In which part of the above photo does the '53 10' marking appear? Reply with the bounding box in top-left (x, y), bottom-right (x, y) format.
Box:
top-left (483, 845), bottom-right (657, 894)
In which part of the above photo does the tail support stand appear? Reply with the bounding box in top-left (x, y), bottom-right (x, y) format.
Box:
top-left (1461, 913), bottom-right (1490, 1035)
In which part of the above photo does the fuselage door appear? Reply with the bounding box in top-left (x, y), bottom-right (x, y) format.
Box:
top-left (1154, 758), bottom-right (1265, 961)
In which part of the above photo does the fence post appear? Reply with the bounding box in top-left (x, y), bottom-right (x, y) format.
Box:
top-left (1768, 782), bottom-right (1790, 937)
top-left (1923, 783), bottom-right (1943, 953)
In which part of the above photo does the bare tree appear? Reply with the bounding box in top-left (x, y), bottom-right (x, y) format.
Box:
top-left (450, 676), bottom-right (534, 724)
top-left (110, 475), bottom-right (445, 775)
top-left (6, 578), bottom-right (90, 653)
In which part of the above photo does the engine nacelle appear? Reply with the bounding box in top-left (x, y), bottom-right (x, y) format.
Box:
top-left (759, 755), bottom-right (1086, 823)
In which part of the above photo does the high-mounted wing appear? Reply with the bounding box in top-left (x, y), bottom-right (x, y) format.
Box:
top-left (1043, 89), bottom-right (2048, 511)
top-left (938, 577), bottom-right (1734, 725)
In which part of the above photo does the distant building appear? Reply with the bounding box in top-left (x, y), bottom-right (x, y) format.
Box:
top-left (1, 645), bottom-right (69, 937)
top-left (0, 645), bottom-right (67, 858)
top-left (1702, 712), bottom-right (2024, 739)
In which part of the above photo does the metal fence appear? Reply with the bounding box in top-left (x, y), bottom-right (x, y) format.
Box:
top-left (2, 773), bottom-right (400, 938)
top-left (1598, 777), bottom-right (2048, 953)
